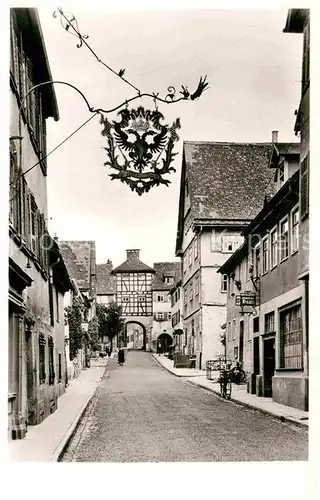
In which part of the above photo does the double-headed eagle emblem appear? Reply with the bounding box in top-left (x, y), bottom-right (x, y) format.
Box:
top-left (101, 106), bottom-right (180, 195)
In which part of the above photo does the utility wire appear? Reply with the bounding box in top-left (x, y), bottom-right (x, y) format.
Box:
top-left (9, 112), bottom-right (99, 199)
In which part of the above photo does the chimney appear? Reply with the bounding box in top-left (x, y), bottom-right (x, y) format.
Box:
top-left (272, 130), bottom-right (279, 143)
top-left (126, 249), bottom-right (140, 259)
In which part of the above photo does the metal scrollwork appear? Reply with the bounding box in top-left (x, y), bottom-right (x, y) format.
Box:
top-left (100, 106), bottom-right (181, 195)
top-left (53, 8), bottom-right (89, 48)
top-left (165, 86), bottom-right (177, 102)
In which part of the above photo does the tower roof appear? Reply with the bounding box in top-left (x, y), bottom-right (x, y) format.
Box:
top-left (112, 249), bottom-right (155, 274)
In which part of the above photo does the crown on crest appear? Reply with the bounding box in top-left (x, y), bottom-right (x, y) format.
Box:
top-left (131, 117), bottom-right (150, 133)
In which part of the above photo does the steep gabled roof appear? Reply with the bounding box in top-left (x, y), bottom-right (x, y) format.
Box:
top-left (59, 241), bottom-right (96, 296)
top-left (176, 141), bottom-right (276, 254)
top-left (152, 262), bottom-right (181, 291)
top-left (96, 262), bottom-right (116, 295)
top-left (112, 249), bottom-right (155, 274)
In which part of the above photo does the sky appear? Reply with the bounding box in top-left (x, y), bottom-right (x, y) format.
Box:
top-left (36, 5), bottom-right (303, 269)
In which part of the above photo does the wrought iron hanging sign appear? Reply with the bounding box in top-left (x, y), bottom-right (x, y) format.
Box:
top-left (50, 8), bottom-right (209, 195)
top-left (100, 106), bottom-right (181, 195)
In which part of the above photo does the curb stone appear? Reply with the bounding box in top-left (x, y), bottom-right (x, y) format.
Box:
top-left (186, 379), bottom-right (308, 430)
top-left (51, 363), bottom-right (109, 462)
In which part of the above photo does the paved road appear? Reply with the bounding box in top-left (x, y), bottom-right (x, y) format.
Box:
top-left (62, 351), bottom-right (308, 462)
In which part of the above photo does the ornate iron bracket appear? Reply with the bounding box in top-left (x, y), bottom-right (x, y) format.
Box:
top-left (52, 7), bottom-right (209, 107)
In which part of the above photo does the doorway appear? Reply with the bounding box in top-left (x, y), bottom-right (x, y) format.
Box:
top-left (253, 337), bottom-right (260, 375)
top-left (157, 333), bottom-right (173, 354)
top-left (263, 337), bottom-right (275, 397)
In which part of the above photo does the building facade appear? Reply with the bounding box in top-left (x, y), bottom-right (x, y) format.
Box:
top-left (8, 8), bottom-right (69, 439)
top-left (170, 278), bottom-right (184, 353)
top-left (175, 141), bottom-right (276, 370)
top-left (112, 249), bottom-right (155, 349)
top-left (150, 262), bottom-right (181, 353)
top-left (219, 163), bottom-right (308, 410)
top-left (96, 260), bottom-right (116, 306)
top-left (59, 240), bottom-right (97, 365)
top-left (283, 8), bottom-right (310, 386)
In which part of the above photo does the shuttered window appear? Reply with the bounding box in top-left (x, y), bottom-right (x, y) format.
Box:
top-left (302, 21), bottom-right (310, 93)
top-left (39, 334), bottom-right (46, 384)
top-left (48, 336), bottom-right (55, 385)
top-left (9, 141), bottom-right (21, 232)
top-left (29, 193), bottom-right (38, 254)
top-left (300, 154), bottom-right (309, 218)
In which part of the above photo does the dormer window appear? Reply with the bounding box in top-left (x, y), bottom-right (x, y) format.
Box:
top-left (164, 276), bottom-right (173, 284)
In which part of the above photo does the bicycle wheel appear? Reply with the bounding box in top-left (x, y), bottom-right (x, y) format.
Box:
top-left (224, 379), bottom-right (232, 400)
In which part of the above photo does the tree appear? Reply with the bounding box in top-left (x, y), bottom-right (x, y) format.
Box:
top-left (65, 296), bottom-right (85, 360)
top-left (88, 315), bottom-right (100, 352)
top-left (96, 302), bottom-right (124, 345)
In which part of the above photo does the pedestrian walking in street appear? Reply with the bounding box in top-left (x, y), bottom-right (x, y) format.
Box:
top-left (118, 348), bottom-right (125, 366)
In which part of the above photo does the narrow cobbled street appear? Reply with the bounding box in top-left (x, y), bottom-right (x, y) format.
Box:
top-left (62, 352), bottom-right (308, 462)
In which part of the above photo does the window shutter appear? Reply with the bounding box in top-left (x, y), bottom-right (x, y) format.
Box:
top-left (29, 193), bottom-right (37, 254)
top-left (211, 229), bottom-right (221, 251)
top-left (24, 188), bottom-right (31, 246)
top-left (300, 154), bottom-right (309, 218)
top-left (36, 210), bottom-right (41, 260)
top-left (164, 312), bottom-right (168, 321)
top-left (11, 23), bottom-right (20, 91)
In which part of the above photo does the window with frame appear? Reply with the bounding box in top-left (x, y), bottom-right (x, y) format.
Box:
top-left (265, 312), bottom-right (275, 334)
top-left (48, 336), bottom-right (55, 385)
top-left (270, 228), bottom-right (278, 268)
top-left (222, 234), bottom-right (243, 253)
top-left (254, 244), bottom-right (261, 277)
top-left (189, 284), bottom-right (194, 302)
top-left (221, 274), bottom-right (228, 292)
top-left (58, 353), bottom-right (62, 383)
top-left (195, 277), bottom-right (200, 296)
top-left (300, 152), bottom-right (309, 219)
top-left (280, 219), bottom-right (289, 261)
top-left (194, 236), bottom-right (198, 259)
top-left (280, 304), bottom-right (302, 369)
top-left (156, 312), bottom-right (164, 321)
top-left (188, 246), bottom-right (192, 266)
top-left (253, 317), bottom-right (259, 334)
top-left (122, 296), bottom-right (130, 302)
top-left (39, 334), bottom-right (46, 384)
top-left (291, 207), bottom-right (299, 253)
top-left (9, 141), bottom-right (22, 232)
top-left (164, 276), bottom-right (173, 284)
top-left (157, 293), bottom-right (164, 302)
top-left (262, 237), bottom-right (269, 274)
top-left (10, 21), bottom-right (47, 170)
